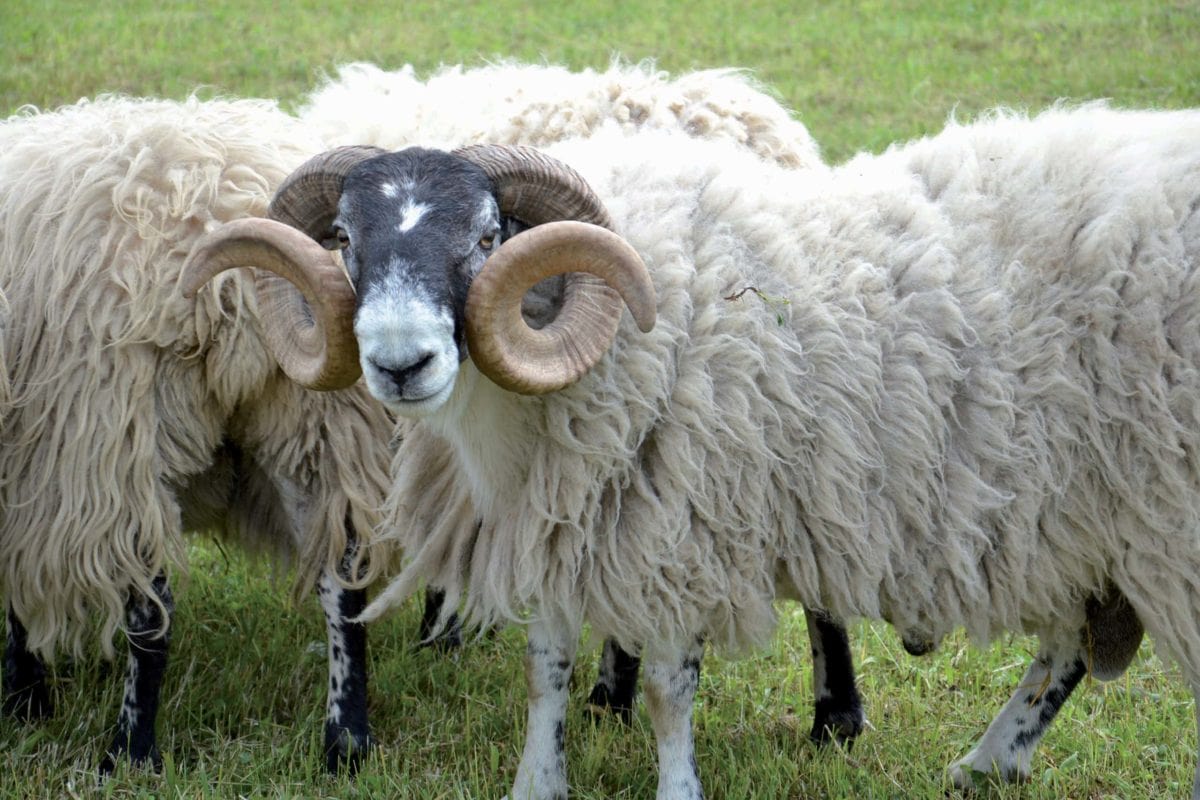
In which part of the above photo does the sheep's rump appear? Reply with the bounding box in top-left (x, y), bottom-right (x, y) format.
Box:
top-left (0, 96), bottom-right (389, 657)
top-left (378, 105), bottom-right (1200, 668)
top-left (299, 59), bottom-right (823, 171)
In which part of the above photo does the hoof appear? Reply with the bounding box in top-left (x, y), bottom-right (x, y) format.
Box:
top-left (99, 740), bottom-right (162, 777)
top-left (2, 681), bottom-right (52, 721)
top-left (810, 700), bottom-right (865, 749)
top-left (325, 725), bottom-right (373, 775)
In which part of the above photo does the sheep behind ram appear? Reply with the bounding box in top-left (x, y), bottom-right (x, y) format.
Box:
top-left (0, 95), bottom-right (393, 772)
top-left (194, 102), bottom-right (1200, 798)
top-left (299, 59), bottom-right (824, 171)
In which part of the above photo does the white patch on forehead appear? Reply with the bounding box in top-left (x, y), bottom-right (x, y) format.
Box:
top-left (380, 182), bottom-right (398, 198)
top-left (397, 200), bottom-right (430, 233)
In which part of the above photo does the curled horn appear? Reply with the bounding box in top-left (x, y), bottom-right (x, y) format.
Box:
top-left (452, 144), bottom-right (656, 394)
top-left (179, 145), bottom-right (384, 391)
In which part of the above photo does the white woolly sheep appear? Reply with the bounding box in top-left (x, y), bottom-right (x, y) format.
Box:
top-left (190, 101), bottom-right (1200, 799)
top-left (0, 95), bottom-right (393, 773)
top-left (299, 58), bottom-right (864, 741)
top-left (298, 59), bottom-right (824, 171)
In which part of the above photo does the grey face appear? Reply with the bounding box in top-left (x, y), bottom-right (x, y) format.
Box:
top-left (331, 149), bottom-right (501, 416)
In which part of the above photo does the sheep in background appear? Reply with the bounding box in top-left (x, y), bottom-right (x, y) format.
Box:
top-left (0, 95), bottom-right (391, 773)
top-left (299, 58), bottom-right (863, 743)
top-left (298, 59), bottom-right (824, 171)
top-left (190, 101), bottom-right (1200, 799)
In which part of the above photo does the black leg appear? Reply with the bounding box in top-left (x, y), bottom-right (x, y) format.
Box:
top-left (417, 587), bottom-right (462, 652)
top-left (586, 637), bottom-right (641, 723)
top-left (317, 568), bottom-right (372, 774)
top-left (3, 606), bottom-right (52, 721)
top-left (805, 608), bottom-right (864, 747)
top-left (100, 573), bottom-right (173, 775)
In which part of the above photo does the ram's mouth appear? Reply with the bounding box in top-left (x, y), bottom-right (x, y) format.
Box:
top-left (363, 371), bottom-right (458, 417)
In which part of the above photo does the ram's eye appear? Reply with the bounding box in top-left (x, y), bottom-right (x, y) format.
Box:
top-left (479, 234), bottom-right (496, 249)
top-left (335, 228), bottom-right (350, 249)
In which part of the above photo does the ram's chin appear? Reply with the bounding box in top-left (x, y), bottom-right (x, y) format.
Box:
top-left (365, 375), bottom-right (458, 419)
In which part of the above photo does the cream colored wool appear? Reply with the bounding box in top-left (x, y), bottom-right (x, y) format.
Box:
top-left (0, 96), bottom-right (395, 658)
top-left (366, 104), bottom-right (1200, 691)
top-left (299, 59), bottom-right (823, 171)
top-left (0, 64), bottom-right (825, 660)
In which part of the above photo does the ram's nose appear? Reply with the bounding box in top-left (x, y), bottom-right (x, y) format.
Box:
top-left (370, 352), bottom-right (435, 394)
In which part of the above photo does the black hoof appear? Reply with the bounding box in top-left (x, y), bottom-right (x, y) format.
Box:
top-left (810, 699), bottom-right (865, 749)
top-left (2, 681), bottom-right (52, 721)
top-left (325, 725), bottom-right (373, 775)
top-left (99, 739), bottom-right (162, 777)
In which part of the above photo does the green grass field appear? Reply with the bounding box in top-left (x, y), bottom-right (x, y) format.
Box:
top-left (2, 1), bottom-right (1199, 797)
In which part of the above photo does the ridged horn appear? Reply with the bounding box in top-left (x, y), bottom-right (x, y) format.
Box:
top-left (178, 145), bottom-right (383, 391)
top-left (452, 144), bottom-right (656, 393)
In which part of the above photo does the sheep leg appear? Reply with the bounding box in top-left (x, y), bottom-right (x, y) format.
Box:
top-left (509, 615), bottom-right (578, 800)
top-left (643, 638), bottom-right (706, 800)
top-left (805, 608), bottom-right (864, 746)
top-left (100, 573), bottom-right (173, 775)
top-left (417, 587), bottom-right (462, 651)
top-left (585, 637), bottom-right (640, 722)
top-left (316, 567), bottom-right (372, 774)
top-left (585, 608), bottom-right (864, 748)
top-left (3, 606), bottom-right (52, 720)
top-left (948, 639), bottom-right (1085, 788)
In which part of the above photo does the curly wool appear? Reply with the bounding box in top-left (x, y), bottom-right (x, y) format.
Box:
top-left (368, 104), bottom-right (1200, 687)
top-left (299, 59), bottom-right (823, 171)
top-left (0, 96), bottom-right (395, 658)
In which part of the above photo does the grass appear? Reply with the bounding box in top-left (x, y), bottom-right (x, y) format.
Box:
top-left (1, 0), bottom-right (1198, 797)
top-left (2, 1), bottom-right (1197, 161)
top-left (0, 542), bottom-right (1192, 798)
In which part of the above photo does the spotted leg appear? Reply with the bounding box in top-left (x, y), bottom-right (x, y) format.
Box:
top-left (948, 638), bottom-right (1085, 788)
top-left (806, 608), bottom-right (864, 745)
top-left (316, 567), bottom-right (371, 773)
top-left (100, 573), bottom-right (173, 775)
top-left (643, 638), bottom-right (706, 800)
top-left (509, 614), bottom-right (578, 800)
top-left (3, 606), bottom-right (52, 721)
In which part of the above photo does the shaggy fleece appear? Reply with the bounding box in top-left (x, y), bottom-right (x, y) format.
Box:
top-left (0, 96), bottom-right (394, 657)
top-left (367, 104), bottom-right (1200, 688)
top-left (299, 59), bottom-right (823, 171)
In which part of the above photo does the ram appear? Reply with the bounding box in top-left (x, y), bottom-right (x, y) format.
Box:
top-left (300, 58), bottom-right (865, 741)
top-left (191, 102), bottom-right (1200, 798)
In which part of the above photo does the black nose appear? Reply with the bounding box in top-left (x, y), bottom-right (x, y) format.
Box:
top-left (372, 352), bottom-right (434, 392)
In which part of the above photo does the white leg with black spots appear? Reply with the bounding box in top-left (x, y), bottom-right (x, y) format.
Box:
top-left (949, 641), bottom-right (1085, 788)
top-left (643, 639), bottom-right (706, 800)
top-left (508, 615), bottom-right (578, 800)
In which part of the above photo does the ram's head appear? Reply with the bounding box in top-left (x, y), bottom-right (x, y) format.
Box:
top-left (181, 144), bottom-right (656, 413)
